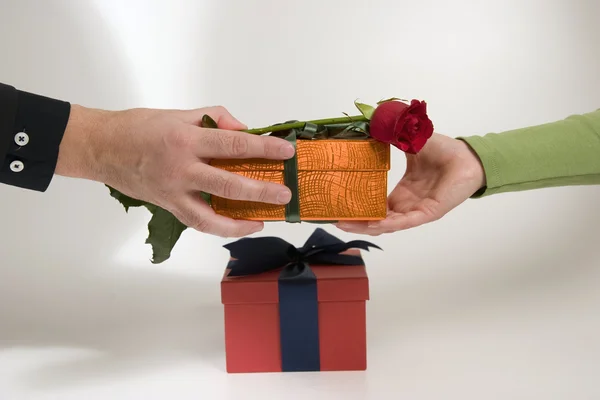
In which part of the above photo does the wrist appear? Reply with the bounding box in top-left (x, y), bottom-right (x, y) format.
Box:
top-left (457, 138), bottom-right (487, 190)
top-left (55, 104), bottom-right (113, 182)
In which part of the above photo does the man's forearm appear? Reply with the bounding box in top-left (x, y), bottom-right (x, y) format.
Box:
top-left (459, 109), bottom-right (600, 196)
top-left (55, 104), bottom-right (111, 182)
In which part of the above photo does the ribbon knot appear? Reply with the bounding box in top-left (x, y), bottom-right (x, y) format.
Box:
top-left (286, 245), bottom-right (302, 261)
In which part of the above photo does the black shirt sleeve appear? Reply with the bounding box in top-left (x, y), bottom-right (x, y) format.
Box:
top-left (0, 82), bottom-right (71, 192)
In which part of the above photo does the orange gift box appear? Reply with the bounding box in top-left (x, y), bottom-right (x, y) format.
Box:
top-left (220, 228), bottom-right (378, 373)
top-left (209, 138), bottom-right (390, 221)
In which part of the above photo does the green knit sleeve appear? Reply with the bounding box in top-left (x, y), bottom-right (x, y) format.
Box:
top-left (458, 109), bottom-right (600, 197)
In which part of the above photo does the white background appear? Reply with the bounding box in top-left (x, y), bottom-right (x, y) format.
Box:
top-left (1, 0), bottom-right (600, 399)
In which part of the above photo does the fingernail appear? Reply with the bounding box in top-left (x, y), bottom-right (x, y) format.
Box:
top-left (280, 144), bottom-right (295, 158)
top-left (368, 222), bottom-right (379, 228)
top-left (277, 190), bottom-right (292, 204)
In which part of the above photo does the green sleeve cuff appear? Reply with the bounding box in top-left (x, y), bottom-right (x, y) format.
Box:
top-left (457, 135), bottom-right (500, 197)
top-left (457, 109), bottom-right (600, 198)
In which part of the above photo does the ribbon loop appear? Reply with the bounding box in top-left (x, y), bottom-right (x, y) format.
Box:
top-left (298, 122), bottom-right (319, 139)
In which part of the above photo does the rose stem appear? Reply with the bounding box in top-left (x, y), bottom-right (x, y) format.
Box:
top-left (243, 115), bottom-right (369, 135)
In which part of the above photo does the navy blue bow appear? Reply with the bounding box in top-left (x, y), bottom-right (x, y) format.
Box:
top-left (225, 227), bottom-right (380, 277)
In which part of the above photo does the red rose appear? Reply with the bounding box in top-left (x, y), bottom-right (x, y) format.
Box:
top-left (369, 99), bottom-right (434, 154)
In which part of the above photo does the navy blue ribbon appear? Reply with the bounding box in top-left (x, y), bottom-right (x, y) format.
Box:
top-left (224, 228), bottom-right (380, 372)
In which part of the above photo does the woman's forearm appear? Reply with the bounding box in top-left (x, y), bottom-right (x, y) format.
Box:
top-left (459, 109), bottom-right (600, 197)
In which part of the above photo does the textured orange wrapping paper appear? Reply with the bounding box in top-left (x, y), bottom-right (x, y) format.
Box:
top-left (209, 139), bottom-right (390, 221)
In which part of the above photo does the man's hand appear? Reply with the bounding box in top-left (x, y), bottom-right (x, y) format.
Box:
top-left (335, 133), bottom-right (486, 236)
top-left (56, 105), bottom-right (295, 237)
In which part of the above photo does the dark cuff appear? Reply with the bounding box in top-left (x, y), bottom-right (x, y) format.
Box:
top-left (0, 85), bottom-right (71, 192)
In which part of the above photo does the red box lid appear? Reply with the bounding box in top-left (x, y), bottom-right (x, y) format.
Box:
top-left (221, 249), bottom-right (369, 305)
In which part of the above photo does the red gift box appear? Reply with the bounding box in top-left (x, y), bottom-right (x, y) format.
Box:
top-left (219, 229), bottom-right (376, 373)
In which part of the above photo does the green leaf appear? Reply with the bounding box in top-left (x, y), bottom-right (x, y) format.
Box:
top-left (106, 185), bottom-right (146, 211)
top-left (354, 100), bottom-right (375, 119)
top-left (325, 121), bottom-right (370, 138)
top-left (377, 97), bottom-right (408, 105)
top-left (145, 206), bottom-right (187, 264)
top-left (201, 114), bottom-right (219, 129)
top-left (348, 121), bottom-right (370, 135)
top-left (106, 185), bottom-right (189, 263)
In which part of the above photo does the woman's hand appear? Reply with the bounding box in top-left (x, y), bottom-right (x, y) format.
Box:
top-left (56, 105), bottom-right (295, 237)
top-left (336, 133), bottom-right (486, 236)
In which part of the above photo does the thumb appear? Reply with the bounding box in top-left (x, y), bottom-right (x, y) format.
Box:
top-left (215, 112), bottom-right (248, 131)
top-left (182, 106), bottom-right (247, 131)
